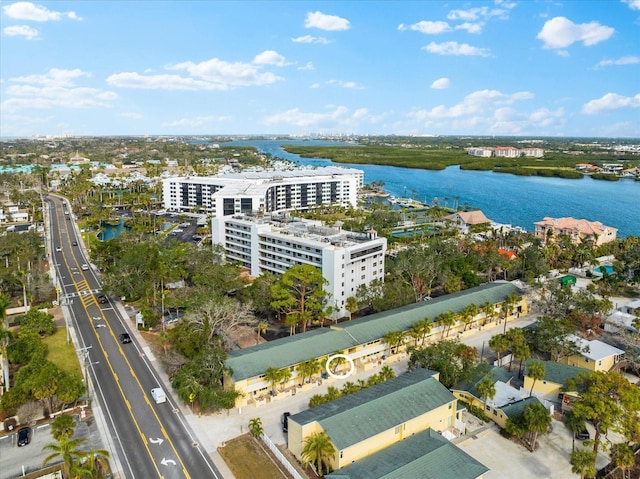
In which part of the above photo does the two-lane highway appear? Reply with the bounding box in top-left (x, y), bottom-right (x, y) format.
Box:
top-left (46, 195), bottom-right (223, 479)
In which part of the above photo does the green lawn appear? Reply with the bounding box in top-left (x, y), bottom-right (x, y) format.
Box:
top-left (42, 328), bottom-right (82, 376)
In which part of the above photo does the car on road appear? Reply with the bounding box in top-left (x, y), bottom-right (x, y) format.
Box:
top-left (55, 246), bottom-right (62, 252)
top-left (72, 241), bottom-right (78, 246)
top-left (81, 264), bottom-right (89, 271)
top-left (119, 333), bottom-right (132, 344)
top-left (17, 427), bottom-right (30, 447)
top-left (97, 294), bottom-right (108, 304)
top-left (151, 387), bottom-right (167, 404)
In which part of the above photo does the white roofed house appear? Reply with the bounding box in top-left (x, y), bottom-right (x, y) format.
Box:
top-left (562, 336), bottom-right (624, 372)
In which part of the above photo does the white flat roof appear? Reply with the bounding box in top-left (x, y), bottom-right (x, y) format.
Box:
top-left (569, 335), bottom-right (624, 361)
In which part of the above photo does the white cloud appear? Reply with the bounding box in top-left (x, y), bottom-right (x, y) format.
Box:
top-left (596, 56), bottom-right (640, 67)
top-left (291, 35), bottom-right (331, 44)
top-left (2, 84), bottom-right (116, 112)
top-left (253, 50), bottom-right (288, 66)
top-left (106, 72), bottom-right (228, 90)
top-left (557, 50), bottom-right (570, 57)
top-left (411, 89), bottom-right (534, 120)
top-left (398, 21), bottom-right (451, 34)
top-left (304, 11), bottom-right (350, 31)
top-left (430, 78), bottom-right (450, 89)
top-left (447, 6), bottom-right (508, 21)
top-left (298, 62), bottom-right (315, 71)
top-left (3, 24), bottom-right (39, 39)
top-left (537, 17), bottom-right (614, 49)
top-left (120, 112), bottom-right (142, 119)
top-left (622, 0), bottom-right (640, 10)
top-left (264, 105), bottom-right (369, 128)
top-left (310, 83), bottom-right (320, 89)
top-left (583, 93), bottom-right (640, 114)
top-left (161, 116), bottom-right (229, 128)
top-left (422, 41), bottom-right (490, 57)
top-left (12, 68), bottom-right (90, 87)
top-left (168, 58), bottom-right (283, 87)
top-left (327, 79), bottom-right (364, 89)
top-left (2, 1), bottom-right (82, 21)
top-left (455, 22), bottom-right (483, 34)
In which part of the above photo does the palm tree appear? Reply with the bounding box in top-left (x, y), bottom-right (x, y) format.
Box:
top-left (571, 449), bottom-right (597, 479)
top-left (488, 333), bottom-right (509, 366)
top-left (77, 448), bottom-right (110, 479)
top-left (409, 317), bottom-right (432, 346)
top-left (526, 361), bottom-right (545, 397)
top-left (51, 414), bottom-right (76, 441)
top-left (256, 321), bottom-right (268, 344)
top-left (481, 301), bottom-right (496, 326)
top-left (278, 367), bottom-right (292, 392)
top-left (476, 376), bottom-right (496, 412)
top-left (264, 367), bottom-right (282, 396)
top-left (301, 432), bottom-right (336, 476)
top-left (610, 442), bottom-right (634, 479)
top-left (563, 410), bottom-right (585, 453)
top-left (523, 402), bottom-right (551, 452)
top-left (437, 311), bottom-right (457, 339)
top-left (383, 330), bottom-right (405, 356)
top-left (460, 304), bottom-right (479, 332)
top-left (42, 436), bottom-right (88, 479)
top-left (248, 417), bottom-right (264, 437)
top-left (501, 292), bottom-right (520, 334)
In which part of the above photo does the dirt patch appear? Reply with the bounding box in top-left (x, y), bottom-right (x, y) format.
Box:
top-left (218, 434), bottom-right (291, 479)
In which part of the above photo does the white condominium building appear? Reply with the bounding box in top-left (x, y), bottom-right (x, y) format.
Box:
top-left (162, 167), bottom-right (363, 217)
top-left (211, 214), bottom-right (387, 318)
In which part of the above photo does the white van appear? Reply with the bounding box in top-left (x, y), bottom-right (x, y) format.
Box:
top-left (150, 387), bottom-right (167, 404)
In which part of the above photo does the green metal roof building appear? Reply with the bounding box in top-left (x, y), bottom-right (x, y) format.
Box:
top-left (225, 282), bottom-right (524, 383)
top-left (325, 428), bottom-right (489, 479)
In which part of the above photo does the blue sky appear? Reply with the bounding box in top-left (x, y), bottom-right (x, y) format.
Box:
top-left (1, 1), bottom-right (639, 138)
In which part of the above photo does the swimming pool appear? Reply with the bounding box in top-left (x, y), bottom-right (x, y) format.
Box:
top-left (593, 265), bottom-right (614, 275)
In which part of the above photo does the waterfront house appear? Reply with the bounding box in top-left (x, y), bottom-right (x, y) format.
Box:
top-left (534, 217), bottom-right (617, 246)
top-left (443, 210), bottom-right (492, 235)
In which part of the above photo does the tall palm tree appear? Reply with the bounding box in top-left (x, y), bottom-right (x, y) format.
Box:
top-left (488, 333), bottom-right (509, 366)
top-left (476, 376), bottom-right (496, 411)
top-left (256, 321), bottom-right (268, 344)
top-left (42, 436), bottom-right (88, 479)
top-left (409, 317), bottom-right (431, 347)
top-left (563, 410), bottom-right (585, 453)
top-left (383, 330), bottom-right (405, 356)
top-left (437, 311), bottom-right (457, 339)
top-left (481, 301), bottom-right (496, 326)
top-left (526, 361), bottom-right (546, 397)
top-left (77, 448), bottom-right (110, 479)
top-left (264, 367), bottom-right (282, 396)
top-left (523, 402), bottom-right (551, 451)
top-left (301, 432), bottom-right (336, 476)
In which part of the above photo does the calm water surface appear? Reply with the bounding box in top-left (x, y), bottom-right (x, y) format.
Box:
top-left (226, 140), bottom-right (640, 237)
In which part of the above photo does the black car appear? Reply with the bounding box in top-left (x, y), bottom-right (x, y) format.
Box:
top-left (119, 333), bottom-right (132, 344)
top-left (17, 427), bottom-right (30, 447)
top-left (575, 429), bottom-right (590, 440)
top-left (282, 412), bottom-right (291, 433)
top-left (72, 241), bottom-right (78, 246)
top-left (97, 294), bottom-right (108, 304)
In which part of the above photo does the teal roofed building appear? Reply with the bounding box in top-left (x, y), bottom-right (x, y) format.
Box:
top-left (325, 428), bottom-right (489, 479)
top-left (288, 369), bottom-right (467, 473)
top-left (224, 282), bottom-right (528, 408)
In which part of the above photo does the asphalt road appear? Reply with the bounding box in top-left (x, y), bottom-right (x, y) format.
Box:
top-left (36, 196), bottom-right (224, 479)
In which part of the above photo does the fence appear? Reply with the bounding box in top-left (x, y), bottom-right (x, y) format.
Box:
top-left (260, 434), bottom-right (304, 479)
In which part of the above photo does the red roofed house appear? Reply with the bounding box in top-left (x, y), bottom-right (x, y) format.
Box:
top-left (534, 217), bottom-right (617, 246)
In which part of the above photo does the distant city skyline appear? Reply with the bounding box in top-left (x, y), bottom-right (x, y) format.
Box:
top-left (1, 1), bottom-right (639, 138)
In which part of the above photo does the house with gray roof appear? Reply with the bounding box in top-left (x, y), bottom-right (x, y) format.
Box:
top-left (325, 428), bottom-right (488, 479)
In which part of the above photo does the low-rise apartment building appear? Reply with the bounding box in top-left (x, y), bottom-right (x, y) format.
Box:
top-left (162, 166), bottom-right (363, 216)
top-left (211, 214), bottom-right (386, 318)
top-left (223, 282), bottom-right (528, 408)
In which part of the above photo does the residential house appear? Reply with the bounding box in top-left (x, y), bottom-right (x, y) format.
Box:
top-left (604, 310), bottom-right (638, 333)
top-left (523, 360), bottom-right (589, 405)
top-left (288, 369), bottom-right (464, 472)
top-left (324, 428), bottom-right (488, 479)
top-left (623, 300), bottom-right (640, 316)
top-left (561, 336), bottom-right (623, 372)
top-left (534, 217), bottom-right (617, 246)
top-left (443, 210), bottom-right (492, 235)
